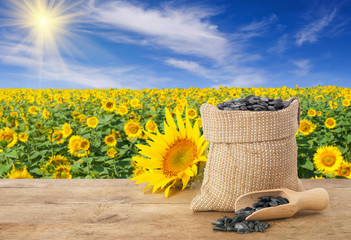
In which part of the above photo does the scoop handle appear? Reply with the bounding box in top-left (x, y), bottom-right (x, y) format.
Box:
top-left (296, 188), bottom-right (329, 211)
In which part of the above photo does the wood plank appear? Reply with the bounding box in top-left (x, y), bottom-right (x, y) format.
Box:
top-left (0, 179), bottom-right (350, 240)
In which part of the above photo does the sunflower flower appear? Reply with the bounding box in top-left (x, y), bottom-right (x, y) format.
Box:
top-left (335, 162), bottom-right (351, 179)
top-left (87, 116), bottom-right (99, 128)
top-left (104, 134), bottom-right (117, 147)
top-left (325, 118), bottom-right (337, 129)
top-left (313, 145), bottom-right (343, 173)
top-left (298, 119), bottom-right (316, 136)
top-left (124, 119), bottom-right (143, 139)
top-left (19, 132), bottom-right (29, 142)
top-left (342, 99), bottom-right (350, 107)
top-left (0, 127), bottom-right (18, 148)
top-left (130, 107), bottom-right (209, 198)
top-left (47, 155), bottom-right (70, 167)
top-left (68, 135), bottom-right (89, 158)
top-left (187, 109), bottom-right (198, 119)
top-left (307, 109), bottom-right (316, 117)
top-left (107, 148), bottom-right (118, 158)
top-left (103, 98), bottom-right (116, 112)
top-left (7, 165), bottom-right (33, 179)
top-left (145, 119), bottom-right (157, 133)
top-left (53, 165), bottom-right (72, 179)
top-left (62, 123), bottom-right (73, 138)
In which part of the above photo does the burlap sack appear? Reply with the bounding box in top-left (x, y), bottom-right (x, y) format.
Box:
top-left (191, 97), bottom-right (304, 211)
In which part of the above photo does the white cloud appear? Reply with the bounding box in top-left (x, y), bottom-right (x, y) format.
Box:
top-left (233, 14), bottom-right (278, 39)
top-left (268, 34), bottom-right (289, 54)
top-left (292, 59), bottom-right (312, 76)
top-left (230, 73), bottom-right (265, 87)
top-left (87, 0), bottom-right (230, 62)
top-left (165, 58), bottom-right (211, 78)
top-left (295, 8), bottom-right (337, 46)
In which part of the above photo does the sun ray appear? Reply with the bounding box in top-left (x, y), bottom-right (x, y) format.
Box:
top-left (3, 0), bottom-right (84, 83)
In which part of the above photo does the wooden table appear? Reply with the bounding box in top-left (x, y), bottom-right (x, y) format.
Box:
top-left (0, 179), bottom-right (350, 240)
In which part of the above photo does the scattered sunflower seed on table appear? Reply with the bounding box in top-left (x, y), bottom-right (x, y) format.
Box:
top-left (212, 195), bottom-right (289, 234)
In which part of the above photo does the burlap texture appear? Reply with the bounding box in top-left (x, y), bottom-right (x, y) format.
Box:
top-left (190, 98), bottom-right (304, 211)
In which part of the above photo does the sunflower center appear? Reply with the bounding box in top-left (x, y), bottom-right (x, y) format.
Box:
top-left (4, 133), bottom-right (13, 142)
top-left (327, 120), bottom-right (334, 126)
top-left (106, 102), bottom-right (113, 108)
top-left (129, 125), bottom-right (138, 134)
top-left (163, 139), bottom-right (197, 177)
top-left (321, 153), bottom-right (336, 167)
top-left (301, 124), bottom-right (310, 131)
top-left (54, 133), bottom-right (62, 140)
top-left (340, 168), bottom-right (350, 176)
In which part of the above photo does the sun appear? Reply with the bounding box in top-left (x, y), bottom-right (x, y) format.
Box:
top-left (4, 0), bottom-right (83, 65)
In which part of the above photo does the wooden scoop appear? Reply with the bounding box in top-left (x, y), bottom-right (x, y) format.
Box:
top-left (235, 188), bottom-right (329, 221)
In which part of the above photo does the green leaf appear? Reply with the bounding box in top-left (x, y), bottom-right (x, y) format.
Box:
top-left (0, 164), bottom-right (11, 175)
top-left (93, 166), bottom-right (105, 173)
top-left (31, 151), bottom-right (40, 159)
top-left (30, 168), bottom-right (42, 175)
top-left (300, 160), bottom-right (315, 171)
top-left (7, 150), bottom-right (19, 159)
top-left (71, 162), bottom-right (81, 173)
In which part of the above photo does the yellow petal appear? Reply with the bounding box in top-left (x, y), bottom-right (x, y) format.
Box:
top-left (164, 179), bottom-right (177, 198)
top-left (165, 108), bottom-right (178, 132)
top-left (181, 174), bottom-right (190, 191)
top-left (198, 140), bottom-right (209, 157)
top-left (192, 120), bottom-right (200, 141)
top-left (176, 111), bottom-right (186, 138)
top-left (136, 144), bottom-right (164, 160)
top-left (191, 164), bottom-right (198, 176)
top-left (185, 167), bottom-right (194, 177)
top-left (143, 183), bottom-right (152, 194)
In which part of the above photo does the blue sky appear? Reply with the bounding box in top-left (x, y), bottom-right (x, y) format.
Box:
top-left (0, 0), bottom-right (350, 89)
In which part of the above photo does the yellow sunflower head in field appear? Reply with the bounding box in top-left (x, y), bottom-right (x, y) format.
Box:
top-left (43, 109), bottom-right (50, 119)
top-left (68, 135), bottom-right (89, 158)
top-left (124, 119), bottom-right (143, 139)
top-left (19, 132), bottom-right (29, 143)
top-left (103, 99), bottom-right (116, 112)
top-left (187, 109), bottom-right (198, 119)
top-left (87, 116), bottom-right (99, 128)
top-left (62, 123), bottom-right (73, 138)
top-left (325, 118), bottom-right (337, 129)
top-left (104, 134), bottom-right (117, 147)
top-left (307, 109), bottom-right (316, 117)
top-left (298, 119), bottom-right (316, 136)
top-left (313, 146), bottom-right (343, 173)
top-left (145, 119), bottom-right (157, 133)
top-left (107, 148), bottom-right (118, 158)
top-left (47, 155), bottom-right (70, 167)
top-left (342, 99), bottom-right (350, 107)
top-left (28, 106), bottom-right (39, 115)
top-left (316, 111), bottom-right (322, 116)
top-left (117, 106), bottom-right (128, 115)
top-left (80, 139), bottom-right (90, 151)
top-left (130, 107), bottom-right (208, 198)
top-left (48, 130), bottom-right (64, 144)
top-left (10, 112), bottom-right (18, 118)
top-left (53, 165), bottom-right (72, 179)
top-left (0, 127), bottom-right (18, 148)
top-left (130, 98), bottom-right (140, 108)
top-left (7, 165), bottom-right (33, 179)
top-left (335, 162), bottom-right (351, 179)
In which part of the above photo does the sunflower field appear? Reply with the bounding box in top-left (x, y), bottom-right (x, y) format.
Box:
top-left (0, 86), bottom-right (350, 182)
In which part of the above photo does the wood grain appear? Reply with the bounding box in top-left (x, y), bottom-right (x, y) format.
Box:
top-left (0, 179), bottom-right (350, 240)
